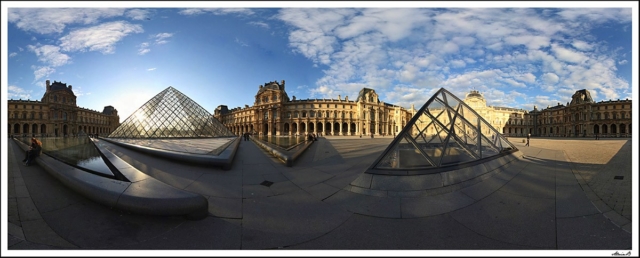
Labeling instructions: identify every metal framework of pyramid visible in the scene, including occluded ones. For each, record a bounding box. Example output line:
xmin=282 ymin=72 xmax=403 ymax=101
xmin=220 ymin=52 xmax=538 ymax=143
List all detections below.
xmin=108 ymin=86 xmax=234 ymax=138
xmin=371 ymin=88 xmax=517 ymax=171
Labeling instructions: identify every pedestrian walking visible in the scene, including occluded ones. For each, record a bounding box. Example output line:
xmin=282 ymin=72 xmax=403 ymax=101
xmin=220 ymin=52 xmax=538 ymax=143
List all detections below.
xmin=525 ymin=133 xmax=530 ymax=146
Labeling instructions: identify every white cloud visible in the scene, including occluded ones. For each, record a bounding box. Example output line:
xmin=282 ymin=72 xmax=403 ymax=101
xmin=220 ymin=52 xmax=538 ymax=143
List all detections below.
xmin=449 ymin=59 xmax=466 ymax=68
xmin=125 ymin=9 xmax=150 ymax=20
xmin=153 ymin=33 xmax=173 ymax=45
xmin=558 ymin=8 xmax=632 ymax=24
xmin=27 ymin=45 xmax=71 ymax=66
xmin=551 ymin=44 xmax=588 ymax=64
xmin=249 ymin=21 xmax=269 ymax=29
xmin=618 ymin=60 xmax=628 ymax=65
xmin=178 ymin=8 xmax=254 ymax=16
xmin=541 ymin=73 xmax=559 ymax=85
xmin=235 ymin=38 xmax=248 ymax=47
xmin=138 ymin=42 xmax=150 ymax=55
xmin=32 ymin=66 xmax=55 ymax=82
xmin=147 ymin=68 xmax=156 ymax=71
xmin=8 ymin=8 xmax=125 ymax=34
xmin=59 ymin=21 xmax=143 ymax=54
xmin=571 ymin=40 xmax=593 ymax=51
xmin=504 ymin=35 xmax=550 ymax=49
xmin=8 ymin=85 xmax=32 ymax=100
xmin=9 ymin=52 xmax=18 ymax=58
xmin=515 ymin=73 xmax=536 ymax=83
xmin=138 ymin=48 xmax=150 ymax=55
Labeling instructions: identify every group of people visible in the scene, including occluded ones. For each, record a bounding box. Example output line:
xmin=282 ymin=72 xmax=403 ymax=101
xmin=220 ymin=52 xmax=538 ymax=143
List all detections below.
xmin=22 ymin=137 xmax=42 ymax=166
xmin=307 ymin=133 xmax=318 ymax=141
xmin=242 ymin=132 xmax=251 ymax=141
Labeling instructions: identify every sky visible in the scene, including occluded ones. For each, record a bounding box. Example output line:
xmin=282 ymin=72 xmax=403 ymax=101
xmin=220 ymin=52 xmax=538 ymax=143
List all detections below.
xmin=2 ymin=2 xmax=637 ymax=124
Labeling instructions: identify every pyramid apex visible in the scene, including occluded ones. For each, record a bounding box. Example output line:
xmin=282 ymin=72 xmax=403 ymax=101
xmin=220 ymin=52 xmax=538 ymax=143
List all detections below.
xmin=107 ymin=86 xmax=234 ymax=138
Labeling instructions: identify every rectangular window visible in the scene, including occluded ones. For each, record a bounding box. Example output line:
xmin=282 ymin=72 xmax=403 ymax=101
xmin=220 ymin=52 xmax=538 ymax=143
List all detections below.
xmin=335 ymin=104 xmax=337 ymax=108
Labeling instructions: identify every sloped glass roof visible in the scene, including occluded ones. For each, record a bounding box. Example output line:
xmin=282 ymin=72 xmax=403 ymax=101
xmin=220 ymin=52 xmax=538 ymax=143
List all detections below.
xmin=108 ymin=86 xmax=234 ymax=138
xmin=372 ymin=88 xmax=517 ymax=171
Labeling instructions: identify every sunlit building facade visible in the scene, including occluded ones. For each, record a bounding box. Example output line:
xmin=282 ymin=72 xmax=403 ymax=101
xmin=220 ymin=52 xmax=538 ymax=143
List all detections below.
xmin=504 ymin=89 xmax=632 ymax=138
xmin=8 ymin=80 xmax=120 ymax=137
xmin=214 ymin=80 xmax=416 ymax=136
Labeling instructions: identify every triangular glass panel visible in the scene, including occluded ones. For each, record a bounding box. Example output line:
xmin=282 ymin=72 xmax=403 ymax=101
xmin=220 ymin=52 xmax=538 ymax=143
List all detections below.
xmin=371 ymin=88 xmax=518 ymax=172
xmin=108 ymin=86 xmax=235 ymax=138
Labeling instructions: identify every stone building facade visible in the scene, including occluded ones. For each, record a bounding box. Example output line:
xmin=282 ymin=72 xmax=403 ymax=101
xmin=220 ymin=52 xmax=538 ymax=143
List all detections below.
xmin=502 ymin=89 xmax=632 ymax=138
xmin=213 ymin=82 xmax=632 ymax=139
xmin=214 ymin=80 xmax=416 ymax=136
xmin=8 ymin=80 xmax=120 ymax=137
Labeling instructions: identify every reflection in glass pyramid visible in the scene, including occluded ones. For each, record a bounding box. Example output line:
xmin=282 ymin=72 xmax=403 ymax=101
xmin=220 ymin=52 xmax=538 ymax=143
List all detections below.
xmin=372 ymin=88 xmax=517 ymax=170
xmin=108 ymin=86 xmax=235 ymax=138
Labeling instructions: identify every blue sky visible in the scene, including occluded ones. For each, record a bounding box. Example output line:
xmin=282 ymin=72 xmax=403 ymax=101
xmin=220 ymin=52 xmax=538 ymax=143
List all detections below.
xmin=3 ymin=2 xmax=637 ymax=123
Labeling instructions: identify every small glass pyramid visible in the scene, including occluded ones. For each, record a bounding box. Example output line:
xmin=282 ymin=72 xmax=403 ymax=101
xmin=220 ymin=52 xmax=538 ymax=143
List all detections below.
xmin=373 ymin=88 xmax=516 ymax=170
xmin=108 ymin=86 xmax=235 ymax=138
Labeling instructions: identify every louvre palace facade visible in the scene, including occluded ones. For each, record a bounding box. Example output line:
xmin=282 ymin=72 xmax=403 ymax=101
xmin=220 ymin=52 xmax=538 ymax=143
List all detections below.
xmin=214 ymin=80 xmax=416 ymax=137
xmin=502 ymin=89 xmax=632 ymax=138
xmin=213 ymin=80 xmax=524 ymax=137
xmin=214 ymin=80 xmax=632 ymax=139
xmin=8 ymin=80 xmax=120 ymax=137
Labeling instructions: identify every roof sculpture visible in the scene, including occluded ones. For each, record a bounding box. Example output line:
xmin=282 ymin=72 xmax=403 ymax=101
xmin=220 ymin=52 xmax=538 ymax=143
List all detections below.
xmin=108 ymin=86 xmax=234 ymax=138
xmin=371 ymin=88 xmax=517 ymax=172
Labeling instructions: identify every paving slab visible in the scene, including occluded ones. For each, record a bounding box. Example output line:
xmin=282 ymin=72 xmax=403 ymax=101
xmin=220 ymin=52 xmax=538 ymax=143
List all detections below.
xmin=450 ymin=190 xmax=556 ymax=248
xmin=401 ymin=191 xmax=476 ymax=218
xmin=184 ymin=173 xmax=243 ymax=198
xmin=287 ymin=213 xmax=532 ymax=249
xmin=556 ymin=184 xmax=600 ymax=218
xmin=556 ymin=213 xmax=632 ymax=249
xmin=241 ymin=189 xmax=352 ymax=249
xmin=207 ymin=196 xmax=242 ymax=219
xmin=323 ymin=190 xmax=402 ymax=218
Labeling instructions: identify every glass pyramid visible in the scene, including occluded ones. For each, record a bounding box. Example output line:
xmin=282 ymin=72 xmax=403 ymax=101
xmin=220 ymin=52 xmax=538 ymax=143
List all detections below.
xmin=108 ymin=86 xmax=235 ymax=138
xmin=373 ymin=88 xmax=517 ymax=170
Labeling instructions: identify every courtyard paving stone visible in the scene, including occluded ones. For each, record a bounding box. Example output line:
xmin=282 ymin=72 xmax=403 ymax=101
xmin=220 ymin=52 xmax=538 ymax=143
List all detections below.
xmin=4 ymin=136 xmax=633 ymax=254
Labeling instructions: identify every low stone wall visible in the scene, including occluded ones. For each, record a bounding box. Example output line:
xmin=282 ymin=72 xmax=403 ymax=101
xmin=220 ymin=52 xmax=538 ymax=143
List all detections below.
xmin=250 ymin=137 xmax=314 ymax=167
xmin=13 ymin=138 xmax=208 ymax=219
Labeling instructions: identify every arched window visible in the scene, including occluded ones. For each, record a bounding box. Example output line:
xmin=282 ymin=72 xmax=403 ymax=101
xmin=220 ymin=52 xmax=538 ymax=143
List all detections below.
xmin=54 ymin=95 xmax=58 ymax=102
xmin=264 ymin=111 xmax=269 ymax=119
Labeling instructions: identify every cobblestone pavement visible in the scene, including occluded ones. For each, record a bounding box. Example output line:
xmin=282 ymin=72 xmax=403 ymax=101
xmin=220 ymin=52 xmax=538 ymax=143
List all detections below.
xmin=508 ymin=137 xmax=632 ymax=221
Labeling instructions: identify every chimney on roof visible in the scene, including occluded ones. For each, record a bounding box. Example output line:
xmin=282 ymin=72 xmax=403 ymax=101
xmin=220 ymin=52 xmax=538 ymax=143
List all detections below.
xmin=69 ymin=85 xmax=72 ymax=90
xmin=338 ymin=94 xmax=341 ymax=100
xmin=46 ymin=80 xmax=51 ymax=91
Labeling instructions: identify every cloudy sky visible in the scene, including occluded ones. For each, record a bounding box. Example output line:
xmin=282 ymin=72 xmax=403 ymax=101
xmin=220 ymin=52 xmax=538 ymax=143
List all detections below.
xmin=3 ymin=2 xmax=636 ymax=123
